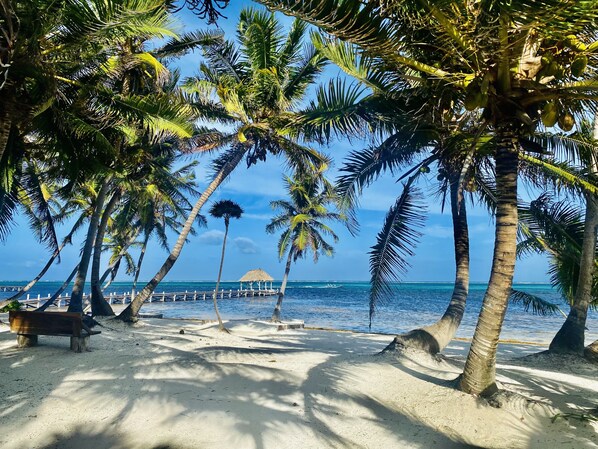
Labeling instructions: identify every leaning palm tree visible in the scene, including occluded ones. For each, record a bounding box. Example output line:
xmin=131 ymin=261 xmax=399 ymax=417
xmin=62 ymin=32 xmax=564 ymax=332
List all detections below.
xmin=209 ymin=199 xmax=243 ymax=331
xmin=259 ymin=0 xmax=598 ymax=396
xmin=518 ymin=193 xmax=597 ymax=337
xmin=296 ymin=46 xmax=476 ymax=354
xmin=125 ymin=156 xmax=206 ymax=300
xmin=117 ymin=7 xmax=329 ymax=322
xmin=63 ymin=1 xmax=199 ymax=315
xmin=549 ymin=117 xmax=598 ymax=354
xmin=267 ymin=172 xmax=346 ymax=322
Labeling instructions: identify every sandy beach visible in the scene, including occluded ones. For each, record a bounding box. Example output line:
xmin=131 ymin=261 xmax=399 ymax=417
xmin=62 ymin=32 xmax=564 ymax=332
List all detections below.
xmin=0 ymin=316 xmax=596 ymax=449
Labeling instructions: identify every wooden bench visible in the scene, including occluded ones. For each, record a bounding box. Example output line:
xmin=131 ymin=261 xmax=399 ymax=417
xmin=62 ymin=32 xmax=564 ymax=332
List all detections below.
xmin=9 ymin=311 xmax=100 ymax=352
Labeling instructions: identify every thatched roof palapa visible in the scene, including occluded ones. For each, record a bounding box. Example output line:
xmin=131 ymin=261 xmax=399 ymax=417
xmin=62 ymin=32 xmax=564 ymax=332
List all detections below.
xmin=239 ymin=269 xmax=274 ymax=282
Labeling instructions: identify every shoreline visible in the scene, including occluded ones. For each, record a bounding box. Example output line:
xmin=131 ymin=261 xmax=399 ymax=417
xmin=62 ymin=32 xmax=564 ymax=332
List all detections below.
xmin=0 ymin=311 xmax=566 ymax=347
xmin=1 ymin=317 xmax=597 ymax=448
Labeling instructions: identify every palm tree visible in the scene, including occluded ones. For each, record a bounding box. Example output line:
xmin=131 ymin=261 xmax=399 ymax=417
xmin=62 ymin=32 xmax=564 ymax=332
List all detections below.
xmin=297 ymin=47 xmax=475 ymax=354
xmin=549 ymin=117 xmax=598 ymax=354
xmin=117 ymin=7 xmax=329 ymax=322
xmin=126 ymin=156 xmax=206 ymax=300
xmin=63 ymin=1 xmax=199 ymax=315
xmin=208 ymin=200 xmax=243 ymax=331
xmin=267 ymin=172 xmax=345 ymax=321
xmin=518 ymin=193 xmax=597 ymax=339
xmin=258 ymin=0 xmax=598 ymax=396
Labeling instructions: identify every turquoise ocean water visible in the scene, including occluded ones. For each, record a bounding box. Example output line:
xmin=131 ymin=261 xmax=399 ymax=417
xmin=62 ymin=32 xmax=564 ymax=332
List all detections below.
xmin=2 ymin=281 xmax=597 ymax=344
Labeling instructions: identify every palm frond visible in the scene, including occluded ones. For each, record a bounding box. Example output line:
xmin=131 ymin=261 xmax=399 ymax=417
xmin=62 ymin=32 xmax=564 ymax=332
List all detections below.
xmin=509 ymin=289 xmax=563 ymax=316
xmin=368 ymin=175 xmax=426 ymax=327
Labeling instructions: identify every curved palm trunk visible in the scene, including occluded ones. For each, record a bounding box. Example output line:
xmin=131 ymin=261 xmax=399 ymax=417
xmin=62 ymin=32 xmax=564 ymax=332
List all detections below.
xmin=131 ymin=234 xmax=150 ymax=299
xmin=4 ymin=241 xmax=68 ymax=303
xmin=385 ymin=173 xmax=469 ymax=354
xmin=4 ymin=220 xmax=79 ymax=303
xmin=90 ymin=191 xmax=121 ymax=316
xmin=36 ymin=264 xmax=79 ymax=312
xmin=117 ymin=147 xmax=246 ymax=322
xmin=68 ymin=180 xmax=110 ymax=313
xmin=585 ymin=339 xmax=598 ymax=362
xmin=213 ymin=222 xmax=229 ymax=331
xmin=549 ymin=162 xmax=598 ymax=353
xmin=459 ymin=134 xmax=519 ymax=396
xmin=549 ymin=117 xmax=598 ymax=354
xmin=271 ymin=250 xmax=294 ymax=322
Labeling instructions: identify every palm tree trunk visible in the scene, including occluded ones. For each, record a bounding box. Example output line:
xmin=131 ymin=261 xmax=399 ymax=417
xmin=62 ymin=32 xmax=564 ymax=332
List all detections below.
xmin=4 ymin=220 xmax=80 ymax=303
xmin=36 ymin=264 xmax=79 ymax=311
xmin=213 ymin=223 xmax=229 ymax=331
xmin=117 ymin=147 xmax=246 ymax=322
xmin=0 ymin=112 xmax=11 ymax=163
xmin=459 ymin=132 xmax=519 ymax=396
xmin=90 ymin=190 xmax=121 ymax=316
xmin=271 ymin=250 xmax=293 ymax=322
xmin=131 ymin=234 xmax=150 ymax=299
xmin=385 ymin=172 xmax=470 ymax=354
xmin=68 ymin=179 xmax=111 ymax=313
xmin=6 ymin=241 xmax=69 ymax=303
xmin=102 ymin=260 xmax=121 ymax=292
xmin=549 ymin=121 xmax=598 ymax=353
xmin=584 ymin=339 xmax=598 ymax=363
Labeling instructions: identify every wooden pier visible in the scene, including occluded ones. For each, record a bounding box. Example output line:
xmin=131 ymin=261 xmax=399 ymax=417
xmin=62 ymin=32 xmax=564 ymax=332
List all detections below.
xmin=0 ymin=285 xmax=23 ymax=292
xmin=16 ymin=288 xmax=279 ymax=310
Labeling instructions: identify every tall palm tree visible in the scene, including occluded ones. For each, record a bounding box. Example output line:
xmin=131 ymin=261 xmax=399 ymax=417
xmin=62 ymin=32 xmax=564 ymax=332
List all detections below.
xmin=64 ymin=0 xmax=198 ymax=315
xmin=126 ymin=156 xmax=206 ymax=300
xmin=267 ymin=171 xmax=346 ymax=322
xmin=258 ymin=0 xmax=598 ymax=396
xmin=117 ymin=7 xmax=329 ymax=322
xmin=549 ymin=117 xmax=598 ymax=354
xmin=297 ymin=46 xmax=475 ymax=354
xmin=518 ymin=193 xmax=597 ymax=336
xmin=209 ymin=199 xmax=243 ymax=331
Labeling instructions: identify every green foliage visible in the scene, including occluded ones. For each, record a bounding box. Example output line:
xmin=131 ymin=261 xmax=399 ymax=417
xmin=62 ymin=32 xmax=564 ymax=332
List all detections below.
xmin=368 ymin=175 xmax=426 ymax=326
xmin=0 ymin=300 xmax=22 ymax=312
xmin=183 ymin=7 xmax=329 ymax=175
xmin=209 ymin=199 xmax=244 ymax=226
xmin=518 ymin=194 xmax=597 ymax=307
xmin=509 ymin=289 xmax=562 ymax=316
xmin=552 ymin=407 xmax=598 ymax=424
xmin=266 ymin=170 xmax=346 ymax=263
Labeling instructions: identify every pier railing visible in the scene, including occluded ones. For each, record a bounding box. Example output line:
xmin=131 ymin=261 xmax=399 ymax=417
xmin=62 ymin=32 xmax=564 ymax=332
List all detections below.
xmin=0 ymin=285 xmax=23 ymax=292
xmin=16 ymin=288 xmax=279 ymax=310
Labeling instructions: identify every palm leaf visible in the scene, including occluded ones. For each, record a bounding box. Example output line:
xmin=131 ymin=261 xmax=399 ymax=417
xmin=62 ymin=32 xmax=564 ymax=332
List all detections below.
xmin=368 ymin=175 xmax=426 ymax=327
xmin=509 ymin=289 xmax=563 ymax=316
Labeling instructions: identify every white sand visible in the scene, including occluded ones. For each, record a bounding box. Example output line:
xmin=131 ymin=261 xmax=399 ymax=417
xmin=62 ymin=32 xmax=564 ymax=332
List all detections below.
xmin=0 ymin=317 xmax=596 ymax=449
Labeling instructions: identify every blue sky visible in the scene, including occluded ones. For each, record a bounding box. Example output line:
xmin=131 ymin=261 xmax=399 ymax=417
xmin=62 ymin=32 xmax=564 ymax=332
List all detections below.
xmin=0 ymin=2 xmax=551 ymax=283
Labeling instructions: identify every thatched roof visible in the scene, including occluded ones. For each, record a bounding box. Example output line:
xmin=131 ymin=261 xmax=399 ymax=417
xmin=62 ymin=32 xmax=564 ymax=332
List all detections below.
xmin=239 ymin=269 xmax=274 ymax=282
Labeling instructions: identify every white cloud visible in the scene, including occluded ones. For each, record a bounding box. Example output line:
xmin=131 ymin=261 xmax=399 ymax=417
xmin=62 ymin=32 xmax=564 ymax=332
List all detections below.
xmin=234 ymin=237 xmax=259 ymax=254
xmin=243 ymin=213 xmax=273 ymax=221
xmin=423 ymin=225 xmax=453 ymax=239
xmin=197 ymin=230 xmax=225 ymax=246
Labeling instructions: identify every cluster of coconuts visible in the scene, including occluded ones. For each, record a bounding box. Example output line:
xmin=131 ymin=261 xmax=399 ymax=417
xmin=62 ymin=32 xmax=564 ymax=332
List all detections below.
xmin=541 ymin=101 xmax=575 ymax=131
xmin=537 ymin=35 xmax=591 ymax=82
xmin=538 ymin=35 xmax=597 ymax=131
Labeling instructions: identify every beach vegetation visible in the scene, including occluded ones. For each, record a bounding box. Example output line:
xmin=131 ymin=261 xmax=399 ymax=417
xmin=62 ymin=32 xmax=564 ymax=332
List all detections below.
xmin=117 ymin=7 xmax=330 ymax=321
xmin=296 ymin=42 xmax=476 ymax=354
xmin=209 ymin=199 xmax=243 ymax=332
xmin=266 ymin=169 xmax=346 ymax=322
xmin=0 ymin=299 xmax=21 ymax=312
xmin=257 ymin=0 xmax=598 ymax=396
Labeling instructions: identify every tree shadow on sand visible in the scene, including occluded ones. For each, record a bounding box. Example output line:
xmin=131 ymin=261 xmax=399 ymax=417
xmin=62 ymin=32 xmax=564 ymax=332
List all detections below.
xmin=17 ymin=426 xmax=177 ymax=449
